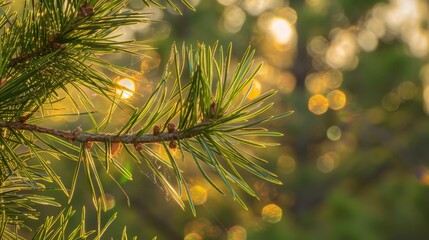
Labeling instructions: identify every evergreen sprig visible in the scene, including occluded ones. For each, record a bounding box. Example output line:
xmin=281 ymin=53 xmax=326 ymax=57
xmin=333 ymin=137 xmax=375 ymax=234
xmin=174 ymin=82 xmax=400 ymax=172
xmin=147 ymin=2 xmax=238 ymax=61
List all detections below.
xmin=0 ymin=0 xmax=290 ymax=238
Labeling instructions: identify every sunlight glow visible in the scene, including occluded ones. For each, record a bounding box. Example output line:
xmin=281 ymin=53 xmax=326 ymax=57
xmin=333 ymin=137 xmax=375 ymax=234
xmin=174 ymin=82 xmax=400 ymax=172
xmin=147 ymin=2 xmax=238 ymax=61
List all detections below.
xmin=246 ymin=80 xmax=262 ymax=100
xmin=269 ymin=17 xmax=293 ymax=44
xmin=325 ymin=30 xmax=358 ymax=70
xmin=262 ymin=204 xmax=283 ymax=224
xmin=116 ymin=78 xmax=135 ymax=99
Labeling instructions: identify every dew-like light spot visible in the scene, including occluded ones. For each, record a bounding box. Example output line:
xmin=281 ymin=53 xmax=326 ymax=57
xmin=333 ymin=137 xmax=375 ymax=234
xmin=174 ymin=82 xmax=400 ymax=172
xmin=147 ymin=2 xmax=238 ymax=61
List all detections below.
xmin=327 ymin=125 xmax=342 ymax=141
xmin=327 ymin=90 xmax=347 ymax=110
xmin=227 ymin=225 xmax=247 ymax=240
xmin=261 ymin=203 xmax=283 ymax=224
xmin=308 ymin=94 xmax=329 ymax=115
xmin=116 ymin=78 xmax=135 ymax=99
xmin=190 ymin=185 xmax=208 ymax=206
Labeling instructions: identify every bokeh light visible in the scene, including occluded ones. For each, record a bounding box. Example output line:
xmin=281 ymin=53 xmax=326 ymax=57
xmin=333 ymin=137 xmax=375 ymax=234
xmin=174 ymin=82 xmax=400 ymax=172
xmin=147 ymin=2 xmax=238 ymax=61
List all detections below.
xmin=317 ymin=152 xmax=339 ymax=173
xmin=269 ymin=17 xmax=293 ymax=44
xmin=381 ymin=92 xmax=401 ymax=112
xmin=116 ymin=78 xmax=135 ymax=99
xmin=190 ymin=185 xmax=208 ymax=206
xmin=246 ymin=80 xmax=262 ymax=100
xmin=418 ymin=167 xmax=429 ymax=185
xmin=184 ymin=232 xmax=203 ymax=240
xmin=227 ymin=225 xmax=247 ymax=240
xmin=261 ymin=203 xmax=283 ymax=224
xmin=140 ymin=50 xmax=161 ymax=73
xmin=308 ymin=94 xmax=329 ymax=115
xmin=397 ymin=81 xmax=417 ymax=100
xmin=276 ymin=71 xmax=296 ymax=94
xmin=327 ymin=89 xmax=347 ymax=110
xmin=222 ymin=5 xmax=246 ymax=33
xmin=217 ymin=0 xmax=237 ymax=6
xmin=325 ymin=30 xmax=359 ymax=70
xmin=277 ymin=155 xmax=296 ymax=175
xmin=327 ymin=126 xmax=342 ymax=141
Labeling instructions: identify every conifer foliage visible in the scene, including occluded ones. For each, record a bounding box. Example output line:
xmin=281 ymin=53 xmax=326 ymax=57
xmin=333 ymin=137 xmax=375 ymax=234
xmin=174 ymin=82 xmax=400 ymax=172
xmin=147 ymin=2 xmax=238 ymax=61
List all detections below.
xmin=0 ymin=0 xmax=289 ymax=238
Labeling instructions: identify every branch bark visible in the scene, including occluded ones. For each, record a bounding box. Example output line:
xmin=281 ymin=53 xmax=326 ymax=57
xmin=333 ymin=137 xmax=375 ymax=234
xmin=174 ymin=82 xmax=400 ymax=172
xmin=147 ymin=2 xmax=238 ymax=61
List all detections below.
xmin=0 ymin=121 xmax=210 ymax=144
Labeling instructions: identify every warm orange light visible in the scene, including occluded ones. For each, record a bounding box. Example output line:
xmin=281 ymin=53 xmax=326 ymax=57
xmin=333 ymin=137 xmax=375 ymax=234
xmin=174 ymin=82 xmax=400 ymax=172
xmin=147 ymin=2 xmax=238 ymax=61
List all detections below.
xmin=327 ymin=90 xmax=347 ymax=110
xmin=227 ymin=225 xmax=247 ymax=240
xmin=308 ymin=94 xmax=329 ymax=115
xmin=246 ymin=80 xmax=262 ymax=100
xmin=262 ymin=204 xmax=283 ymax=224
xmin=116 ymin=78 xmax=135 ymax=99
xmin=190 ymin=185 xmax=208 ymax=206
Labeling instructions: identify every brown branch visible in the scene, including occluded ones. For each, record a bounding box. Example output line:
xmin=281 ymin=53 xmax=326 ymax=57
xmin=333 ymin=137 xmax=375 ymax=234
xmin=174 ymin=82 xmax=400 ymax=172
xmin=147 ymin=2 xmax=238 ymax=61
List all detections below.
xmin=0 ymin=121 xmax=209 ymax=144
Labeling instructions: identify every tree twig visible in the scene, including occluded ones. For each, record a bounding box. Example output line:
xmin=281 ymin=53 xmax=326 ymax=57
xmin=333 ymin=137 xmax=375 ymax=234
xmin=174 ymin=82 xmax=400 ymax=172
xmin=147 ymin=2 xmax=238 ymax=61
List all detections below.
xmin=0 ymin=121 xmax=210 ymax=144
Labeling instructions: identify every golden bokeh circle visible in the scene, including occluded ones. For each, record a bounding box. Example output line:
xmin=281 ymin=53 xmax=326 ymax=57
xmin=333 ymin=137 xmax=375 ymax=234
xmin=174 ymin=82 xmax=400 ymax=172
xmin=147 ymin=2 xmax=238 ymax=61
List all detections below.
xmin=327 ymin=90 xmax=347 ymax=110
xmin=261 ymin=203 xmax=283 ymax=224
xmin=190 ymin=185 xmax=208 ymax=206
xmin=308 ymin=94 xmax=329 ymax=115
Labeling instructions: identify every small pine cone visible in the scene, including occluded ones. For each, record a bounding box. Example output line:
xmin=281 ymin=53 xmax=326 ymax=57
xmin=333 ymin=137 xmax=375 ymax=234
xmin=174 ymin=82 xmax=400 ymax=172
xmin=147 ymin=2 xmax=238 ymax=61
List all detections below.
xmin=167 ymin=123 xmax=176 ymax=133
xmin=134 ymin=142 xmax=143 ymax=151
xmin=169 ymin=140 xmax=177 ymax=149
xmin=84 ymin=141 xmax=93 ymax=149
xmin=153 ymin=125 xmax=161 ymax=135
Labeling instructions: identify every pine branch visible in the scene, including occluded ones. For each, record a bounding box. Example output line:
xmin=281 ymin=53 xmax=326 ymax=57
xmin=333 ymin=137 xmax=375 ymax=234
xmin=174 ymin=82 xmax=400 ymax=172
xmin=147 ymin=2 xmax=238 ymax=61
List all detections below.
xmin=0 ymin=120 xmax=211 ymax=145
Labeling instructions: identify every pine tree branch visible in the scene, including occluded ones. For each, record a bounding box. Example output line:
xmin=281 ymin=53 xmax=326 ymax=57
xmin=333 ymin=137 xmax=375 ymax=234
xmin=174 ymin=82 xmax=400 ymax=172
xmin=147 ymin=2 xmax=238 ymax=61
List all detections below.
xmin=0 ymin=120 xmax=211 ymax=145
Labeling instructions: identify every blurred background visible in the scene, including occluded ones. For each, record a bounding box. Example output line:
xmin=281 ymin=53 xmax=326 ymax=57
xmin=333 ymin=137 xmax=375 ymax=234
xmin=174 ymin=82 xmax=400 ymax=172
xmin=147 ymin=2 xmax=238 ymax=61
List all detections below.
xmin=24 ymin=0 xmax=429 ymax=239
